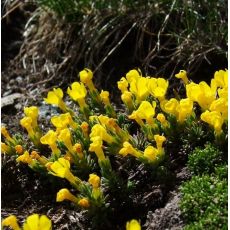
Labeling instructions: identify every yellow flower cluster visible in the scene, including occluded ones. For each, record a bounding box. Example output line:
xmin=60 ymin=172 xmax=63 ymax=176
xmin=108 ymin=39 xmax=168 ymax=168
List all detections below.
xmin=2 ymin=214 xmax=52 ymax=230
xmin=1 ymin=67 xmax=227 ymax=223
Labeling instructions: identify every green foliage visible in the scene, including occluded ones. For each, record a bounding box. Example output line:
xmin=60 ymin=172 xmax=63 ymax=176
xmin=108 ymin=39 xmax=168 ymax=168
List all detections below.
xmin=180 ymin=174 xmax=227 ymax=230
xmin=187 ymin=143 xmax=224 ymax=175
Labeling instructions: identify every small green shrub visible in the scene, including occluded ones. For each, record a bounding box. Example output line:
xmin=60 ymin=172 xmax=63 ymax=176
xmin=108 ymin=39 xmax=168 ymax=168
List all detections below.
xmin=180 ymin=174 xmax=227 ymax=229
xmin=187 ymin=143 xmax=224 ymax=175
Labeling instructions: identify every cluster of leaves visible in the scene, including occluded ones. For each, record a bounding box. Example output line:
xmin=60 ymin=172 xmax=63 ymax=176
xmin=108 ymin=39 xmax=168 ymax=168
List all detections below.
xmin=180 ymin=144 xmax=227 ymax=229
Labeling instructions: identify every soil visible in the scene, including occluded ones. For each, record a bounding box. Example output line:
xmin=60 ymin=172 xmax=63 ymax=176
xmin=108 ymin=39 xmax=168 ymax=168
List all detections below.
xmin=1 ymin=2 xmax=227 ymax=230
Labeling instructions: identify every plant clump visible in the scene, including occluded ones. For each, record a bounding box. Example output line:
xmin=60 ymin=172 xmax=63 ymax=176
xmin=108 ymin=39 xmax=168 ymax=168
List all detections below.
xmin=1 ymin=68 xmax=228 ymax=229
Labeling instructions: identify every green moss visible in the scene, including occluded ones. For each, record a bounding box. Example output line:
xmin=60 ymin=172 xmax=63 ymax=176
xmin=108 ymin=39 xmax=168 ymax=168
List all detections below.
xmin=180 ymin=174 xmax=227 ymax=229
xmin=187 ymin=143 xmax=224 ymax=175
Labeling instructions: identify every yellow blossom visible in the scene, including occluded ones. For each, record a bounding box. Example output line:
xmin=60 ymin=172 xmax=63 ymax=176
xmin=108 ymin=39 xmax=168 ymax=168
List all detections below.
xmin=175 ymin=70 xmax=189 ymax=84
xmin=78 ymin=198 xmax=90 ymax=208
xmin=67 ymin=82 xmax=87 ymax=109
xmin=117 ymin=77 xmax=129 ymax=93
xmin=160 ymin=98 xmax=179 ymax=117
xmin=56 ymin=188 xmax=78 ymax=204
xmin=147 ymin=78 xmax=169 ymax=101
xmin=135 ymin=101 xmax=156 ymax=125
xmin=1 ymin=142 xmax=10 ymax=154
xmin=16 ymin=151 xmax=33 ymax=164
xmin=121 ymin=91 xmax=134 ymax=111
xmin=130 ymin=77 xmax=149 ymax=102
xmin=209 ymin=98 xmax=228 ymax=120
xmin=24 ymin=106 xmax=39 ymax=128
xmin=88 ymin=173 xmax=100 ymax=188
xmin=218 ymin=87 xmax=228 ymax=99
xmin=79 ymin=68 xmax=93 ymax=84
xmin=40 ymin=130 xmax=60 ymax=156
xmin=126 ymin=69 xmax=141 ymax=83
xmin=90 ymin=124 xmax=114 ymax=144
xmin=154 ymin=135 xmax=166 ymax=149
xmin=2 ymin=215 xmax=21 ymax=230
xmin=100 ymin=90 xmax=110 ymax=105
xmin=201 ymin=111 xmax=224 ymax=135
xmin=44 ymin=88 xmax=68 ymax=112
xmin=58 ymin=128 xmax=74 ymax=153
xmin=213 ymin=69 xmax=228 ymax=88
xmin=15 ymin=145 xmax=23 ymax=154
xmin=23 ymin=214 xmax=52 ymax=230
xmin=20 ymin=117 xmax=35 ymax=137
xmin=89 ymin=136 xmax=106 ymax=161
xmin=30 ymin=151 xmax=48 ymax=165
xmin=156 ymin=113 xmax=169 ymax=127
xmin=79 ymin=68 xmax=96 ymax=92
xmin=81 ymin=122 xmax=89 ymax=137
xmin=143 ymin=146 xmax=158 ymax=162
xmin=177 ymin=98 xmax=193 ymax=122
xmin=1 ymin=126 xmax=14 ymax=142
xmin=186 ymin=82 xmax=215 ymax=110
xmin=128 ymin=111 xmax=145 ymax=127
xmin=119 ymin=142 xmax=142 ymax=158
xmin=48 ymin=157 xmax=81 ymax=185
xmin=126 ymin=219 xmax=141 ymax=230
xmin=51 ymin=113 xmax=77 ymax=130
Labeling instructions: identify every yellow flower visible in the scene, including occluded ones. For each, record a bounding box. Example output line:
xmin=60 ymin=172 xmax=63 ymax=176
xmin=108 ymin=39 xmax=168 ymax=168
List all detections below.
xmin=100 ymin=90 xmax=110 ymax=106
xmin=186 ymin=82 xmax=215 ymax=110
xmin=1 ymin=126 xmax=14 ymax=142
xmin=90 ymin=124 xmax=114 ymax=144
xmin=126 ymin=69 xmax=141 ymax=83
xmin=88 ymin=173 xmax=100 ymax=188
xmin=119 ymin=142 xmax=142 ymax=158
xmin=58 ymin=128 xmax=73 ymax=153
xmin=79 ymin=68 xmax=96 ymax=92
xmin=89 ymin=136 xmax=106 ymax=161
xmin=56 ymin=188 xmax=78 ymax=204
xmin=40 ymin=130 xmax=60 ymax=156
xmin=117 ymin=77 xmax=129 ymax=93
xmin=209 ymin=98 xmax=228 ymax=120
xmin=48 ymin=157 xmax=81 ymax=185
xmin=213 ymin=69 xmax=228 ymax=88
xmin=147 ymin=78 xmax=169 ymax=101
xmin=128 ymin=111 xmax=145 ymax=127
xmin=23 ymin=214 xmax=52 ymax=230
xmin=160 ymin=98 xmax=179 ymax=117
xmin=177 ymin=98 xmax=193 ymax=122
xmin=78 ymin=198 xmax=90 ymax=208
xmin=154 ymin=135 xmax=166 ymax=149
xmin=130 ymin=77 xmax=149 ymax=102
xmin=1 ymin=142 xmax=10 ymax=154
xmin=15 ymin=145 xmax=23 ymax=154
xmin=44 ymin=88 xmax=67 ymax=112
xmin=81 ymin=122 xmax=89 ymax=137
xmin=135 ymin=101 xmax=156 ymax=125
xmin=121 ymin=91 xmax=134 ymax=111
xmin=201 ymin=110 xmax=224 ymax=135
xmin=79 ymin=68 xmax=93 ymax=84
xmin=24 ymin=106 xmax=39 ymax=128
xmin=218 ymin=87 xmax=228 ymax=99
xmin=2 ymin=215 xmax=21 ymax=230
xmin=30 ymin=151 xmax=48 ymax=165
xmin=16 ymin=151 xmax=33 ymax=164
xmin=126 ymin=219 xmax=141 ymax=230
xmin=156 ymin=113 xmax=169 ymax=127
xmin=175 ymin=70 xmax=189 ymax=84
xmin=51 ymin=113 xmax=78 ymax=130
xmin=143 ymin=146 xmax=158 ymax=161
xmin=20 ymin=117 xmax=35 ymax=137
